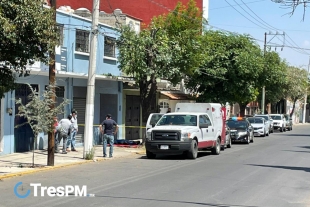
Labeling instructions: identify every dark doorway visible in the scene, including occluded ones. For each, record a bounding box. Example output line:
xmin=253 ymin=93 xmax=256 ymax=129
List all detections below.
xmin=14 ymin=84 xmax=38 ymax=152
xmin=125 ymin=95 xmax=140 ymax=140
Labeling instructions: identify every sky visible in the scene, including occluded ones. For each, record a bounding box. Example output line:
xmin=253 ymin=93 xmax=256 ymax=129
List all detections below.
xmin=208 ymin=0 xmax=310 ymax=70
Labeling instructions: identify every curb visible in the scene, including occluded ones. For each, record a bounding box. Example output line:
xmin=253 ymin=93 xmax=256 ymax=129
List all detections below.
xmin=0 ymin=152 xmax=145 ymax=180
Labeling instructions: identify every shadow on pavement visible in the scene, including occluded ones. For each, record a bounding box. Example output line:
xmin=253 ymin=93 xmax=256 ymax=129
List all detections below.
xmin=282 ymin=150 xmax=310 ymax=153
xmin=90 ymin=195 xmax=258 ymax=207
xmin=285 ymin=134 xmax=310 ymax=137
xmin=138 ymin=151 xmax=212 ymax=160
xmin=247 ymin=164 xmax=310 ymax=173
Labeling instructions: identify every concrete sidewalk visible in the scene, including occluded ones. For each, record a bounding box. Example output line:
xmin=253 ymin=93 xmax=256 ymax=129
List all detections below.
xmin=0 ymin=145 xmax=145 ymax=180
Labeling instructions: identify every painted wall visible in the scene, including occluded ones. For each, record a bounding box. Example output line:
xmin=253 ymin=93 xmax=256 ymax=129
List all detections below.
xmin=56 ymin=0 xmax=205 ymax=26
xmin=56 ymin=10 xmax=120 ymax=76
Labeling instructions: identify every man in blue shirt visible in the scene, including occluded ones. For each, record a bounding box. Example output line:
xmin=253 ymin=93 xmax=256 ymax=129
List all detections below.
xmin=99 ymin=114 xmax=119 ymax=158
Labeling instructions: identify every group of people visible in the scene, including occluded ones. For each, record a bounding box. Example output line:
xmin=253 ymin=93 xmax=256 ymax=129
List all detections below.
xmin=54 ymin=110 xmax=78 ymax=154
xmin=54 ymin=111 xmax=119 ymax=158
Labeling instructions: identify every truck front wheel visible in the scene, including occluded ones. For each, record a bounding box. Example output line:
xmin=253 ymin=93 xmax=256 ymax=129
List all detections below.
xmin=187 ymin=139 xmax=198 ymax=159
xmin=211 ymin=138 xmax=220 ymax=155
xmin=146 ymin=150 xmax=156 ymax=159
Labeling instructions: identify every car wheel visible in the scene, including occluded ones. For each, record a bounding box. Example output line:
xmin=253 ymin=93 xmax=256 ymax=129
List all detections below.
xmin=266 ymin=131 xmax=269 ymax=136
xmin=211 ymin=138 xmax=220 ymax=155
xmin=280 ymin=127 xmax=283 ymax=132
xmin=262 ymin=130 xmax=266 ymax=137
xmin=146 ymin=150 xmax=156 ymax=159
xmin=187 ymin=139 xmax=198 ymax=159
xmin=247 ymin=136 xmax=250 ymax=144
xmin=251 ymin=136 xmax=254 ymax=143
xmin=227 ymin=137 xmax=232 ymax=148
xmin=287 ymin=126 xmax=291 ymax=131
xmin=290 ymin=126 xmax=293 ymax=131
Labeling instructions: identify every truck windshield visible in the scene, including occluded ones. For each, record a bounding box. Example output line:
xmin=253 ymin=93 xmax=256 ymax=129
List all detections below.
xmin=157 ymin=115 xmax=197 ymax=126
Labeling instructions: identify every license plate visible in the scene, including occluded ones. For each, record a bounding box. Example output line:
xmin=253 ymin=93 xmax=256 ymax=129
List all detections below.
xmin=160 ymin=145 xmax=169 ymax=150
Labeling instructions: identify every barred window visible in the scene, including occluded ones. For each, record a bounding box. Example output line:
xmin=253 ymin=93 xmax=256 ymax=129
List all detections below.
xmin=56 ymin=24 xmax=64 ymax=46
xmin=104 ymin=36 xmax=116 ymax=58
xmin=75 ymin=30 xmax=90 ymax=53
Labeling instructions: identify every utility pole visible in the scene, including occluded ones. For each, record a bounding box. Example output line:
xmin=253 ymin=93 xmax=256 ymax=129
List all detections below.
xmin=83 ymin=0 xmax=100 ymax=158
xmin=48 ymin=0 xmax=57 ymax=166
xmin=262 ymin=32 xmax=267 ymax=114
xmin=261 ymin=31 xmax=285 ymax=115
xmin=302 ymin=56 xmax=310 ymax=123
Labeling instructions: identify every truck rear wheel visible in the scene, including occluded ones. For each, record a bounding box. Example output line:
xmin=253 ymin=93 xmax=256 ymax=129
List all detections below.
xmin=211 ymin=138 xmax=220 ymax=155
xmin=146 ymin=150 xmax=156 ymax=159
xmin=187 ymin=139 xmax=198 ymax=159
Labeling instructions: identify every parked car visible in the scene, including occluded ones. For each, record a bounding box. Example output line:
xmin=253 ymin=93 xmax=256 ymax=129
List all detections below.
xmin=283 ymin=114 xmax=293 ymax=131
xmin=270 ymin=114 xmax=286 ymax=132
xmin=226 ymin=117 xmax=254 ymax=144
xmin=225 ymin=126 xmax=232 ymax=148
xmin=254 ymin=114 xmax=273 ymax=134
xmin=247 ymin=117 xmax=268 ymax=137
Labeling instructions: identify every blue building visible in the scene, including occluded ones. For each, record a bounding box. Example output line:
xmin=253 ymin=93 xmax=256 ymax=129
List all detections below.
xmin=0 ymin=7 xmax=140 ymax=155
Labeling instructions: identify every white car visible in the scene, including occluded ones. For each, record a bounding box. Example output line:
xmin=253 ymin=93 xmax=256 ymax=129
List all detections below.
xmin=247 ymin=117 xmax=269 ymax=137
xmin=270 ymin=114 xmax=286 ymax=132
xmin=254 ymin=114 xmax=273 ymax=133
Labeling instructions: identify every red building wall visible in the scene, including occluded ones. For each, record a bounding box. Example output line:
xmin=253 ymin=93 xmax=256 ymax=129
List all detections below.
xmin=57 ymin=0 xmax=203 ymax=25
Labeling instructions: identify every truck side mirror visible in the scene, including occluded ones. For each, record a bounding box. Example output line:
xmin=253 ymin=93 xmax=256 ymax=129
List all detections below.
xmin=151 ymin=123 xmax=156 ymax=128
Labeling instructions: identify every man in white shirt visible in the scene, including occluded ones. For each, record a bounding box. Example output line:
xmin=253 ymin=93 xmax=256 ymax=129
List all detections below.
xmin=67 ymin=110 xmax=78 ymax=152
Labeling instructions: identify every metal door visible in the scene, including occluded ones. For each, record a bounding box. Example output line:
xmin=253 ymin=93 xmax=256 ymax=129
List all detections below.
xmin=125 ymin=95 xmax=140 ymax=140
xmin=14 ymin=84 xmax=38 ymax=152
xmin=73 ymin=97 xmax=86 ymax=143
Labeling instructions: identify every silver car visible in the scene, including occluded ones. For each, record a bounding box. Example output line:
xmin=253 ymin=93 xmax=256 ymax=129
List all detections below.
xmin=254 ymin=114 xmax=273 ymax=134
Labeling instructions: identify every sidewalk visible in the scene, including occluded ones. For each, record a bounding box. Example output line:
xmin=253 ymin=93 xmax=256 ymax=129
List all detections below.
xmin=0 ymin=145 xmax=146 ymax=180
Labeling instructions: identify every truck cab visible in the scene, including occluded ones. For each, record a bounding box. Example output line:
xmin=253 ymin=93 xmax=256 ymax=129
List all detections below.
xmin=145 ymin=103 xmax=224 ymax=159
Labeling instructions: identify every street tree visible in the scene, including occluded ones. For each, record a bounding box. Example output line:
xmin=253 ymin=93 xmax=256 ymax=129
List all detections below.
xmin=15 ymin=83 xmax=70 ymax=167
xmin=0 ymin=0 xmax=59 ymax=97
xmin=117 ymin=0 xmax=203 ymax=122
xmin=257 ymin=51 xmax=288 ymax=112
xmin=185 ymin=30 xmax=264 ymax=116
xmin=283 ymin=66 xmax=308 ymax=117
xmin=271 ymin=0 xmax=309 ymax=20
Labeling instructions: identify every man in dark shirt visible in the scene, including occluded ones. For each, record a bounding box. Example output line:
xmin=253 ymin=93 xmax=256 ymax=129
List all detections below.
xmin=99 ymin=114 xmax=119 ymax=158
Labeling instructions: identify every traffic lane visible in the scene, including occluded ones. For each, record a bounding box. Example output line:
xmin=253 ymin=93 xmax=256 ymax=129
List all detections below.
xmin=0 ymin=125 xmax=309 ymax=207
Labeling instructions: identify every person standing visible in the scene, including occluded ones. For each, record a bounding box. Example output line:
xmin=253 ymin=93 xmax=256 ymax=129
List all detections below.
xmin=99 ymin=114 xmax=118 ymax=158
xmin=67 ymin=110 xmax=78 ymax=152
xmin=57 ymin=115 xmax=73 ymax=154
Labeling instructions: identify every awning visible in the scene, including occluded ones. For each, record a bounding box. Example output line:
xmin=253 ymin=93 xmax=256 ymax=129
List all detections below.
xmin=160 ymin=91 xmax=194 ymax=100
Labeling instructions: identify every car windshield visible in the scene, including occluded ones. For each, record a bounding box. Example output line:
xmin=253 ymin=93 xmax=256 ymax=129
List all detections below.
xmin=255 ymin=116 xmax=268 ymax=121
xmin=149 ymin=114 xmax=163 ymax=125
xmin=226 ymin=121 xmax=247 ymax=129
xmin=248 ymin=118 xmax=263 ymax=124
xmin=270 ymin=115 xmax=281 ymax=120
xmin=157 ymin=114 xmax=197 ymax=126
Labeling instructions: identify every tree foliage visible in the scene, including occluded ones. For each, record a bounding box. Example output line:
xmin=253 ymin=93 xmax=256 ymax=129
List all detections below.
xmin=15 ymin=83 xmax=70 ymax=167
xmin=117 ymin=0 xmax=203 ymax=122
xmin=0 ymin=0 xmax=59 ymax=97
xmin=186 ymin=30 xmax=264 ymax=116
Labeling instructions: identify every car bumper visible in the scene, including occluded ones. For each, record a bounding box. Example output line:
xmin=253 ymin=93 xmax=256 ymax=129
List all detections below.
xmin=254 ymin=131 xmax=265 ymax=136
xmin=231 ymin=134 xmax=249 ymax=143
xmin=145 ymin=140 xmax=192 ymax=154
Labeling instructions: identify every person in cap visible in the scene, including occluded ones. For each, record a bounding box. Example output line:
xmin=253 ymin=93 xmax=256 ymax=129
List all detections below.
xmin=99 ymin=114 xmax=118 ymax=158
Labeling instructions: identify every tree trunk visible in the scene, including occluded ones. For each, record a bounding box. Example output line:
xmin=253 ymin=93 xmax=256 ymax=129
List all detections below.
xmin=290 ymin=98 xmax=298 ymax=118
xmin=239 ymin=103 xmax=247 ymax=117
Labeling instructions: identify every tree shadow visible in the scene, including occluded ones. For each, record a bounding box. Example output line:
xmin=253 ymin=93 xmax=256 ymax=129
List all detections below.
xmin=90 ymin=194 xmax=258 ymax=207
xmin=282 ymin=150 xmax=310 ymax=153
xmin=297 ymin=146 xmax=310 ymax=149
xmin=285 ymin=134 xmax=310 ymax=137
xmin=247 ymin=164 xmax=310 ymax=173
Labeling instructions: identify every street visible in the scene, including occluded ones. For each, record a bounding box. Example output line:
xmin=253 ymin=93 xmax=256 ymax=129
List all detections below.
xmin=1 ymin=125 xmax=310 ymax=207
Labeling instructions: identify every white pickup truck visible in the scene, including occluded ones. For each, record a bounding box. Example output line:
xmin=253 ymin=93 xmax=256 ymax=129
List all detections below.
xmin=145 ymin=103 xmax=224 ymax=159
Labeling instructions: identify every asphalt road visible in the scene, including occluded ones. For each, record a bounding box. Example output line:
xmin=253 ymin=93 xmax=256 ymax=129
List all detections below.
xmin=1 ymin=124 xmax=310 ymax=207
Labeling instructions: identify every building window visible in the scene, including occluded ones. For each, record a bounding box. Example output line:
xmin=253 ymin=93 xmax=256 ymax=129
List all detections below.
xmin=75 ymin=30 xmax=90 ymax=53
xmin=104 ymin=36 xmax=116 ymax=58
xmin=56 ymin=24 xmax=64 ymax=46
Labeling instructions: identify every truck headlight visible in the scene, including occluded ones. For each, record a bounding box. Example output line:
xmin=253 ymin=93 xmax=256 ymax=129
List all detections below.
xmin=181 ymin=132 xmax=191 ymax=138
xmin=146 ymin=132 xmax=152 ymax=140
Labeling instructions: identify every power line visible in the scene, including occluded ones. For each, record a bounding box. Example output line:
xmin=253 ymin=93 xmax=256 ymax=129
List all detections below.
xmin=210 ymin=0 xmax=267 ymax=10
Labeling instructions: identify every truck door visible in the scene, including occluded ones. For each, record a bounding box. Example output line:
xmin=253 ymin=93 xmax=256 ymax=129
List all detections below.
xmin=199 ymin=115 xmax=215 ymax=143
